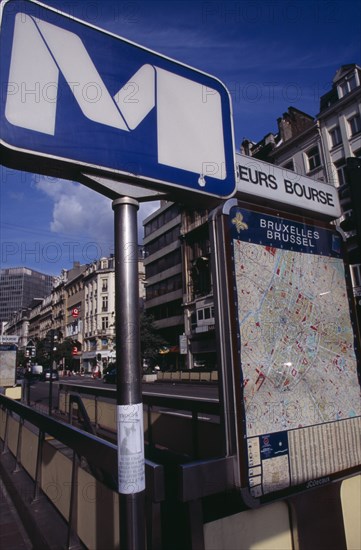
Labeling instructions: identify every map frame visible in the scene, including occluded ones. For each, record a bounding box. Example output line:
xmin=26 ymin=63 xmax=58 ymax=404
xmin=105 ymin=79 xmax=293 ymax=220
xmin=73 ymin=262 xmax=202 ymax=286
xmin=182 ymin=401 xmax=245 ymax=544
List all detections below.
xmin=210 ymin=199 xmax=361 ymax=506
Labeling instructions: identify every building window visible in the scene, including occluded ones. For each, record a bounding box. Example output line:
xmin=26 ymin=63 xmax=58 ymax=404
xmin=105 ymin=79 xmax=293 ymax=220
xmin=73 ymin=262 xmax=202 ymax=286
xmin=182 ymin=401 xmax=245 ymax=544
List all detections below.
xmin=306 ymin=147 xmax=321 ymax=171
xmin=145 ymin=226 xmax=180 ymax=256
xmin=145 ymin=274 xmax=183 ymax=300
xmin=144 ymin=204 xmax=181 ymax=237
xmin=282 ymin=160 xmax=294 ymax=171
xmin=349 ymin=114 xmax=361 ymax=136
xmin=339 ymin=74 xmax=358 ymax=97
xmin=102 ymin=295 xmax=108 ymax=312
xmin=146 ymin=249 xmax=182 ymax=278
xmin=101 ymin=278 xmax=108 ymax=292
xmin=329 ymin=126 xmax=342 ymax=147
xmin=102 ymin=317 xmax=108 ymax=330
xmin=334 ymin=159 xmax=349 ymax=186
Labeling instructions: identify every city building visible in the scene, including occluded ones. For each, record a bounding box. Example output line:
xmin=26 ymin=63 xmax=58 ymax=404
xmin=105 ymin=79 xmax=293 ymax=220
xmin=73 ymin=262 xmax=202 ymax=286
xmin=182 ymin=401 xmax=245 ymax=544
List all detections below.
xmin=51 ymin=270 xmax=67 ymax=341
xmin=83 ymin=256 xmax=116 ymax=372
xmin=143 ymin=203 xmax=217 ymax=371
xmin=0 ymin=267 xmax=54 ymax=327
xmin=1 ymin=255 xmax=146 ymax=371
xmin=1 ymin=307 xmax=30 ymax=351
xmin=318 ymin=64 xmax=361 ymax=185
xmin=241 ymin=63 xmax=361 ymax=325
xmin=181 ymin=208 xmax=216 ymax=370
xmin=241 ymin=107 xmax=326 ymax=181
xmin=318 ymin=64 xmax=361 ymax=304
xmin=82 ymin=251 xmax=145 ymax=372
xmin=143 ymin=202 xmax=184 ymax=368
xmin=27 ymin=297 xmax=50 ymax=345
xmin=63 ymin=262 xmax=87 ymax=370
xmin=241 ymin=64 xmax=361 ymax=188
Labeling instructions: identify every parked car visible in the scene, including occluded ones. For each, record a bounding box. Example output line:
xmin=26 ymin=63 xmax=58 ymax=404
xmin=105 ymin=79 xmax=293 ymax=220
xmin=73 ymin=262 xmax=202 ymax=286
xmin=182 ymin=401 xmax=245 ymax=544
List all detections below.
xmin=103 ymin=367 xmax=116 ymax=384
xmin=41 ymin=369 xmax=59 ymax=381
xmin=31 ymin=364 xmax=43 ymax=379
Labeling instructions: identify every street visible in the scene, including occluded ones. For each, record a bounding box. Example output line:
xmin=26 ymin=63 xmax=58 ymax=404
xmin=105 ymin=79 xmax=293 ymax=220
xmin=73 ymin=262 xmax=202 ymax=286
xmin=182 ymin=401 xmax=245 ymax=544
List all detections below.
xmin=25 ymin=376 xmax=219 ymax=413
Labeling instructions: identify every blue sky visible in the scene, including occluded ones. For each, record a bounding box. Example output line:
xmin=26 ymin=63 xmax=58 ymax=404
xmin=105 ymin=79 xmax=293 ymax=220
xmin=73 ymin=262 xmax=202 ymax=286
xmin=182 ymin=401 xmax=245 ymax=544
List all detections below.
xmin=1 ymin=0 xmax=360 ymax=275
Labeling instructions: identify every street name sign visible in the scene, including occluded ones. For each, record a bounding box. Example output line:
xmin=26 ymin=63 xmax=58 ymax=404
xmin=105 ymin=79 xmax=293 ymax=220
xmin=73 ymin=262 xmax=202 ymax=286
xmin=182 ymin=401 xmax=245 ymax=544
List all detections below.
xmin=0 ymin=335 xmax=19 ymax=344
xmin=236 ymin=153 xmax=341 ymax=220
xmin=0 ymin=0 xmax=236 ymax=200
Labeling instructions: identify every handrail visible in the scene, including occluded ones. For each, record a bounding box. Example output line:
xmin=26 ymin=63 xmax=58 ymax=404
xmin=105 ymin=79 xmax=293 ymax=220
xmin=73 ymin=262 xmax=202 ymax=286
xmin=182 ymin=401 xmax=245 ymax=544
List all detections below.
xmin=0 ymin=394 xmax=165 ymax=501
xmin=0 ymin=388 xmax=236 ymax=550
xmin=59 ymin=382 xmax=221 ymax=416
xmin=68 ymin=392 xmax=96 ymax=435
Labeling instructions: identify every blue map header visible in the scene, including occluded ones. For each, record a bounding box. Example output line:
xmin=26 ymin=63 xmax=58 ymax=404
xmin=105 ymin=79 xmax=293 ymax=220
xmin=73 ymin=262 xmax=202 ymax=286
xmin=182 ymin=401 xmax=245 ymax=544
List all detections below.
xmin=229 ymin=208 xmax=342 ymax=257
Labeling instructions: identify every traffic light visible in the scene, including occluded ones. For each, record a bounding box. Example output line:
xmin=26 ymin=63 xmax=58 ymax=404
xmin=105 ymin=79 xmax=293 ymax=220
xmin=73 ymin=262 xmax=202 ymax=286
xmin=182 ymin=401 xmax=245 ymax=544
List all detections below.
xmin=43 ymin=338 xmax=52 ymax=354
xmin=45 ymin=329 xmax=60 ymax=353
xmin=25 ymin=340 xmax=36 ymax=357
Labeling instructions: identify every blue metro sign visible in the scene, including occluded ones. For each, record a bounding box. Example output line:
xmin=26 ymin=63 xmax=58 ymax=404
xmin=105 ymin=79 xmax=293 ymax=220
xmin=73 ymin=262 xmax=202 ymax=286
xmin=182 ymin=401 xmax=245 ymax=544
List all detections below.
xmin=0 ymin=0 xmax=236 ymax=199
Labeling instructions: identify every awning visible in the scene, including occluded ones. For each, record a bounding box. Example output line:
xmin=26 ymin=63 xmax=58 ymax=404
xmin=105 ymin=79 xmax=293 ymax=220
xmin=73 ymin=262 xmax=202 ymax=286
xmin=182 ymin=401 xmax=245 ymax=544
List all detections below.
xmin=82 ymin=351 xmax=96 ymax=359
xmin=159 ymin=346 xmax=180 ymax=355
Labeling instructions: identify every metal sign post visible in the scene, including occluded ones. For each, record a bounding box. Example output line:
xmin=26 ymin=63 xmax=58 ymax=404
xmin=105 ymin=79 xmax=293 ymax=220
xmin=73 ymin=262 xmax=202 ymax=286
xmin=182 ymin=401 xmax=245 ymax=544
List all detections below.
xmin=112 ymin=197 xmax=145 ymax=550
xmin=48 ymin=329 xmax=54 ymax=416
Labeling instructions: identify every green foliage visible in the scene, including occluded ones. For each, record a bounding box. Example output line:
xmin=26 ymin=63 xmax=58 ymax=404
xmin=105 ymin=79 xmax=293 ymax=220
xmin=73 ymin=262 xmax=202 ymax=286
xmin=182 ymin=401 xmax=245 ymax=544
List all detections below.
xmin=32 ymin=335 xmax=77 ymax=369
xmin=33 ymin=337 xmax=50 ymax=367
xmin=54 ymin=339 xmax=74 ymax=366
xmin=140 ymin=312 xmax=167 ymax=362
xmin=17 ymin=349 xmax=26 ymax=367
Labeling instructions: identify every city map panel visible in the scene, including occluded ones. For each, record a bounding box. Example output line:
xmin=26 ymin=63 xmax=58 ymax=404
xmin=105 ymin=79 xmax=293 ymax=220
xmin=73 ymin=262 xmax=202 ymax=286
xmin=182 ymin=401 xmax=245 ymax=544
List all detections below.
xmin=229 ymin=206 xmax=361 ymax=499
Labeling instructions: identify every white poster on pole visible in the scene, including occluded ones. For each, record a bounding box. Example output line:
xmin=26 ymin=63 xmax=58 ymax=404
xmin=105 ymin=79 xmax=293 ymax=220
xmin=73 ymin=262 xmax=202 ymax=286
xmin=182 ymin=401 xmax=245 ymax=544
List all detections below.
xmin=117 ymin=403 xmax=145 ymax=494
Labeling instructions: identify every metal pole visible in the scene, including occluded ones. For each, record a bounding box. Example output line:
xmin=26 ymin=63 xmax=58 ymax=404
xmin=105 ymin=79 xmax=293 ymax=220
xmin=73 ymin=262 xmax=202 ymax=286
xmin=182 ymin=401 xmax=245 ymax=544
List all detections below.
xmin=26 ymin=370 xmax=30 ymax=406
xmin=49 ymin=329 xmax=54 ymax=416
xmin=112 ymin=197 xmax=146 ymax=550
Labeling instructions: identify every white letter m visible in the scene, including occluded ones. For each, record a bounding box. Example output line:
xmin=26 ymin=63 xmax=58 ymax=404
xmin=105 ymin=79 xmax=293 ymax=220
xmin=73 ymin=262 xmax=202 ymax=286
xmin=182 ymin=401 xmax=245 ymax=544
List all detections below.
xmin=5 ymin=13 xmax=226 ymax=179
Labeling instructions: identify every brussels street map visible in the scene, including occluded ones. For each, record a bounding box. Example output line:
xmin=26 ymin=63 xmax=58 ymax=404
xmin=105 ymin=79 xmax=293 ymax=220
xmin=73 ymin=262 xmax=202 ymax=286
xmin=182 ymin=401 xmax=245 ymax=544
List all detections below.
xmin=229 ymin=207 xmax=361 ymax=498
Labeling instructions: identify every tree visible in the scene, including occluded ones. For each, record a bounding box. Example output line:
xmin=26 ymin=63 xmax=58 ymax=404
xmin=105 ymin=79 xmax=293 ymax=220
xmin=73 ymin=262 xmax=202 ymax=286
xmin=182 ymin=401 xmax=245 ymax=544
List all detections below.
xmin=140 ymin=312 xmax=167 ymax=367
xmin=33 ymin=337 xmax=51 ymax=367
xmin=54 ymin=339 xmax=75 ymax=368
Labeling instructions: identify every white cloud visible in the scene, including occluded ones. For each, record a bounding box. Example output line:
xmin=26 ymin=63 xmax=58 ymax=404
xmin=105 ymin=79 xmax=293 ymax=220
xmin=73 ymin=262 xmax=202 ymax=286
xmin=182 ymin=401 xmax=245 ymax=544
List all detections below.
xmin=35 ymin=176 xmax=159 ymax=247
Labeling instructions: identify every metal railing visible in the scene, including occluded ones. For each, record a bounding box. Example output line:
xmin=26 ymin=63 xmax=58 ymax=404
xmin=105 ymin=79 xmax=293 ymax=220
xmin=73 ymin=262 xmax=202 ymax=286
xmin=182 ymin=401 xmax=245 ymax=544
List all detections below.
xmin=59 ymin=382 xmax=221 ymax=459
xmin=1 ymin=386 xmax=236 ymax=549
xmin=0 ymin=394 xmax=165 ymax=549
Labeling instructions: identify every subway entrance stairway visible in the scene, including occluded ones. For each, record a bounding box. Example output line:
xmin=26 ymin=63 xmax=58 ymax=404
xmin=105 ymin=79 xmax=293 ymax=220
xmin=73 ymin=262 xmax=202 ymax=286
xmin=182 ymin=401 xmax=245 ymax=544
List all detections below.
xmin=0 ymin=384 xmax=360 ymax=550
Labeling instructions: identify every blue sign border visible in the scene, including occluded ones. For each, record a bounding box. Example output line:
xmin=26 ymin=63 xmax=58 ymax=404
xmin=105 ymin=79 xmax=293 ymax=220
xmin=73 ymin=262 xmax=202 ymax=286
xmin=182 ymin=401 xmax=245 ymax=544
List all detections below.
xmin=0 ymin=0 xmax=236 ymax=199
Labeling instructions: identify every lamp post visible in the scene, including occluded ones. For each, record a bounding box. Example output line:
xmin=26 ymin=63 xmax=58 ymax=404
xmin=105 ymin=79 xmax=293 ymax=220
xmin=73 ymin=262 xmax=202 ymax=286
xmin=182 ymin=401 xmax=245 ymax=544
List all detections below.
xmin=48 ymin=328 xmax=57 ymax=416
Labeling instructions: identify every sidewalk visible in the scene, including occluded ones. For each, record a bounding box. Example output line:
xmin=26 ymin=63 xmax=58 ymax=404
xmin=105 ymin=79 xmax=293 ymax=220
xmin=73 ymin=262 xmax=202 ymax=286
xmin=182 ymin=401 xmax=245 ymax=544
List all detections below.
xmin=0 ymin=478 xmax=32 ymax=550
